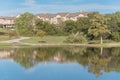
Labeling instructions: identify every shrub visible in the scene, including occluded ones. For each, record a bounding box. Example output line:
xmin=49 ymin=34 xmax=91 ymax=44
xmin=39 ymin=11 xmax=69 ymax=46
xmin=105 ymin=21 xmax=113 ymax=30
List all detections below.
xmin=8 ymin=31 xmax=18 ymax=38
xmin=36 ymin=30 xmax=46 ymax=38
xmin=0 ymin=32 xmax=6 ymax=35
xmin=111 ymin=32 xmax=120 ymax=42
xmin=65 ymin=32 xmax=87 ymax=43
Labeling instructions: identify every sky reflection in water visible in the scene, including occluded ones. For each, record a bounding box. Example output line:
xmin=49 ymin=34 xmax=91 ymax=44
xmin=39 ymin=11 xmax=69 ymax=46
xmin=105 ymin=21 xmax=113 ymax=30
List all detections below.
xmin=0 ymin=47 xmax=120 ymax=80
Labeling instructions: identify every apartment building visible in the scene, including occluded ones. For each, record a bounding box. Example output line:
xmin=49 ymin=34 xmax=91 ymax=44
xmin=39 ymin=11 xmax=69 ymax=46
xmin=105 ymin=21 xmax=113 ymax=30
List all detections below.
xmin=0 ymin=12 xmax=87 ymax=28
xmin=0 ymin=16 xmax=15 ymax=28
xmin=37 ymin=12 xmax=87 ymax=24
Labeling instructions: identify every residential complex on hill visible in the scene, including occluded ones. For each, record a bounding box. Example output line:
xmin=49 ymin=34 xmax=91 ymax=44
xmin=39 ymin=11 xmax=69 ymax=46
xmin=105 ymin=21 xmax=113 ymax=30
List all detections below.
xmin=0 ymin=16 xmax=15 ymax=28
xmin=0 ymin=12 xmax=87 ymax=28
xmin=37 ymin=12 xmax=87 ymax=24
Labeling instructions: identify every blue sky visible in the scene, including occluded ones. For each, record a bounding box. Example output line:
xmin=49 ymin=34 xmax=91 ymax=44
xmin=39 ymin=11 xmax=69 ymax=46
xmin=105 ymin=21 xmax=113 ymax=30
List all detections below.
xmin=0 ymin=0 xmax=120 ymax=16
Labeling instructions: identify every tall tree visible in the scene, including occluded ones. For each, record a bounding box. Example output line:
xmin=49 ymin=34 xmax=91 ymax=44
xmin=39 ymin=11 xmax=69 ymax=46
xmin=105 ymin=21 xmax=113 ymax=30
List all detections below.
xmin=76 ymin=17 xmax=89 ymax=34
xmin=63 ymin=20 xmax=77 ymax=34
xmin=35 ymin=19 xmax=58 ymax=35
xmin=88 ymin=13 xmax=111 ymax=44
xmin=14 ymin=12 xmax=35 ymax=36
xmin=105 ymin=12 xmax=120 ymax=41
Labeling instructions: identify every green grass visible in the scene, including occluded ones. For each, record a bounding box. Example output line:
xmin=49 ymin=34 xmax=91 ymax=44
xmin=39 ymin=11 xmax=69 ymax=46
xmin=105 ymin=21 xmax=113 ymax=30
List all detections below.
xmin=0 ymin=43 xmax=12 ymax=46
xmin=88 ymin=40 xmax=114 ymax=44
xmin=0 ymin=35 xmax=12 ymax=41
xmin=0 ymin=28 xmax=18 ymax=41
xmin=0 ymin=35 xmax=18 ymax=41
xmin=21 ymin=36 xmax=67 ymax=44
xmin=20 ymin=36 xmax=119 ymax=47
xmin=0 ymin=28 xmax=13 ymax=33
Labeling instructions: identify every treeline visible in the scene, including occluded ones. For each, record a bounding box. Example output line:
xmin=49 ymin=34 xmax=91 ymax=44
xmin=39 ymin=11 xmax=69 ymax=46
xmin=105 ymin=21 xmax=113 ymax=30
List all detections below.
xmin=14 ymin=12 xmax=120 ymax=43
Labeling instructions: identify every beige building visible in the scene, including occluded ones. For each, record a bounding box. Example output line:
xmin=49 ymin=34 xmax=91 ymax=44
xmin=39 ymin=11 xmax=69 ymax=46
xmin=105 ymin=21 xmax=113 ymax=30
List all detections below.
xmin=0 ymin=12 xmax=87 ymax=28
xmin=0 ymin=16 xmax=15 ymax=28
xmin=37 ymin=12 xmax=87 ymax=24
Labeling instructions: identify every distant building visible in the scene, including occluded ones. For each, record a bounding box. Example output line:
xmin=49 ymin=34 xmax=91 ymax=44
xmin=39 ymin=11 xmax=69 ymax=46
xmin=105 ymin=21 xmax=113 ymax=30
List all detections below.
xmin=0 ymin=16 xmax=15 ymax=28
xmin=0 ymin=12 xmax=87 ymax=28
xmin=36 ymin=12 xmax=87 ymax=24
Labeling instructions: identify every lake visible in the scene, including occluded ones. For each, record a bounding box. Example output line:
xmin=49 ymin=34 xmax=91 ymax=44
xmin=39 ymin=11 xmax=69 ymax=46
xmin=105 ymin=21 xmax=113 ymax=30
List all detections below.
xmin=0 ymin=46 xmax=120 ymax=80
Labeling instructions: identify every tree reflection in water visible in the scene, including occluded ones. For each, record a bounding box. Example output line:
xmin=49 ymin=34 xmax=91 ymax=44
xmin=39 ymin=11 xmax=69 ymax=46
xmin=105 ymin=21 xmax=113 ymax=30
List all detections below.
xmin=0 ymin=46 xmax=120 ymax=77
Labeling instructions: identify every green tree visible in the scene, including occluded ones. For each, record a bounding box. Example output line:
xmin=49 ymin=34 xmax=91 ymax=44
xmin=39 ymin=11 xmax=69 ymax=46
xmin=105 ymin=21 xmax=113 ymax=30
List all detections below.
xmin=14 ymin=12 xmax=35 ymax=36
xmin=111 ymin=32 xmax=120 ymax=41
xmin=105 ymin=12 xmax=120 ymax=41
xmin=88 ymin=13 xmax=111 ymax=44
xmin=63 ymin=20 xmax=77 ymax=34
xmin=35 ymin=19 xmax=58 ymax=35
xmin=76 ymin=17 xmax=89 ymax=34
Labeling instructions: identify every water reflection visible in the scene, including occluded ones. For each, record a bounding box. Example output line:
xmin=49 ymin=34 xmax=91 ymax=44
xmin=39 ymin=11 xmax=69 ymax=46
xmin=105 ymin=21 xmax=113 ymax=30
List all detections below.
xmin=0 ymin=46 xmax=120 ymax=79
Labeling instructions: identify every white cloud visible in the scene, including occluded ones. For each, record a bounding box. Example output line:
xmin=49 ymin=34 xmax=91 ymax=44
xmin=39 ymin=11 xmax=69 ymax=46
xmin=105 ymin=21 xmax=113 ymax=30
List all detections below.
xmin=22 ymin=0 xmax=37 ymax=6
xmin=45 ymin=0 xmax=82 ymax=4
xmin=0 ymin=3 xmax=120 ymax=16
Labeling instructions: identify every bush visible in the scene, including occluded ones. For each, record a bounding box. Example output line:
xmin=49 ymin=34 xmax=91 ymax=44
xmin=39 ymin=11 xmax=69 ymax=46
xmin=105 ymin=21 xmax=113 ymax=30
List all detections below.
xmin=0 ymin=24 xmax=3 ymax=28
xmin=88 ymin=40 xmax=113 ymax=44
xmin=38 ymin=40 xmax=47 ymax=43
xmin=0 ymin=32 xmax=6 ymax=35
xmin=111 ymin=32 xmax=120 ymax=42
xmin=65 ymin=32 xmax=87 ymax=43
xmin=7 ymin=30 xmax=18 ymax=38
xmin=36 ymin=30 xmax=46 ymax=38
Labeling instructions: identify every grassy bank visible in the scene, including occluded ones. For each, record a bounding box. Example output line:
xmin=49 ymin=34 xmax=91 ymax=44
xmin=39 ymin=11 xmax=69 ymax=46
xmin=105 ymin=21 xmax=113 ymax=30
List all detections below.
xmin=0 ymin=35 xmax=18 ymax=41
xmin=0 ymin=43 xmax=12 ymax=46
xmin=20 ymin=36 xmax=120 ymax=47
xmin=0 ymin=36 xmax=120 ymax=47
xmin=21 ymin=36 xmax=67 ymax=44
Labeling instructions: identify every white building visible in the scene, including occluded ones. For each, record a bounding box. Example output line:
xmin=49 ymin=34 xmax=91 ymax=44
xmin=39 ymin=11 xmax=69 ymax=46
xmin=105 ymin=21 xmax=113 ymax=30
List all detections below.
xmin=0 ymin=12 xmax=87 ymax=28
xmin=0 ymin=16 xmax=15 ymax=28
xmin=37 ymin=12 xmax=87 ymax=24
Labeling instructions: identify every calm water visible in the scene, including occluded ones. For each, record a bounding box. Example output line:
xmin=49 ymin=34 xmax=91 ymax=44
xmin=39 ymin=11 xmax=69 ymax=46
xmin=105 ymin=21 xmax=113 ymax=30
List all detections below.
xmin=0 ymin=46 xmax=120 ymax=80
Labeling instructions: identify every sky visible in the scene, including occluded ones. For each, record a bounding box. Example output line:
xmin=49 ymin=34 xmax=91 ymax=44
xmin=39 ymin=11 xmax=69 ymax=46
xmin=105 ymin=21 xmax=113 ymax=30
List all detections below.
xmin=0 ymin=0 xmax=120 ymax=16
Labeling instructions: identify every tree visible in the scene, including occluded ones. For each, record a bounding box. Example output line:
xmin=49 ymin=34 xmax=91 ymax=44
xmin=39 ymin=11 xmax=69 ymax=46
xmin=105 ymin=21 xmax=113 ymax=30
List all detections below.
xmin=105 ymin=12 xmax=120 ymax=41
xmin=111 ymin=32 xmax=120 ymax=41
xmin=35 ymin=19 xmax=58 ymax=35
xmin=76 ymin=17 xmax=89 ymax=34
xmin=63 ymin=20 xmax=77 ymax=34
xmin=88 ymin=13 xmax=111 ymax=44
xmin=14 ymin=12 xmax=35 ymax=36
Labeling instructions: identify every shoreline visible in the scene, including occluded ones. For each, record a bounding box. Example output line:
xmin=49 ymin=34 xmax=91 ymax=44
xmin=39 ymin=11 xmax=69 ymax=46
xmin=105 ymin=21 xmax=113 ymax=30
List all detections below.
xmin=0 ymin=37 xmax=119 ymax=47
xmin=0 ymin=42 xmax=120 ymax=48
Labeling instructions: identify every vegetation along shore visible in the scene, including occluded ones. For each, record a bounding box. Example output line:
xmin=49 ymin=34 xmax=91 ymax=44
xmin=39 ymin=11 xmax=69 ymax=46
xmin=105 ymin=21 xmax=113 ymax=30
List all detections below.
xmin=0 ymin=12 xmax=120 ymax=47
